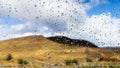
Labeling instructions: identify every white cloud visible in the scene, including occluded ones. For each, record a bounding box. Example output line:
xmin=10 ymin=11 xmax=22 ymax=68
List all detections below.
xmin=11 ymin=24 xmax=25 ymax=31
xmin=54 ymin=13 xmax=120 ymax=47
xmin=0 ymin=0 xmax=120 ymax=47
xmin=0 ymin=0 xmax=87 ymax=34
xmin=83 ymin=0 xmax=109 ymax=9
xmin=90 ymin=0 xmax=109 ymax=5
xmin=0 ymin=0 xmax=87 ymax=33
xmin=14 ymin=32 xmax=34 ymax=38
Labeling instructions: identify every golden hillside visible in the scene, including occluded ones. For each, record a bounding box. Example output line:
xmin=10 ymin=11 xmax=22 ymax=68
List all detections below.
xmin=0 ymin=36 xmax=120 ymax=67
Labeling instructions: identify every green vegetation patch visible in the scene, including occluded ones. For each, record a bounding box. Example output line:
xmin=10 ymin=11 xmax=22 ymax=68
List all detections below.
xmin=65 ymin=59 xmax=78 ymax=65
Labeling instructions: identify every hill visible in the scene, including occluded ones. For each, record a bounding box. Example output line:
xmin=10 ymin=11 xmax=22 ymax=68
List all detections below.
xmin=0 ymin=35 xmax=120 ymax=67
xmin=47 ymin=36 xmax=98 ymax=48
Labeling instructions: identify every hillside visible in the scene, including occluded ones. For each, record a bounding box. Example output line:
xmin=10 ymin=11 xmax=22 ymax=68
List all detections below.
xmin=0 ymin=35 xmax=68 ymax=52
xmin=0 ymin=36 xmax=120 ymax=67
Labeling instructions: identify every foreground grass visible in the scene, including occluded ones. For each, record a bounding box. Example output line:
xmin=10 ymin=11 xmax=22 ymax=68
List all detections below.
xmin=0 ymin=48 xmax=120 ymax=67
xmin=0 ymin=62 xmax=120 ymax=68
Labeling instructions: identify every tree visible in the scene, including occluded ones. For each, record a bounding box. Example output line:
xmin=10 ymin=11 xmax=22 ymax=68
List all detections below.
xmin=17 ymin=59 xmax=29 ymax=66
xmin=86 ymin=58 xmax=93 ymax=62
xmin=6 ymin=54 xmax=13 ymax=61
xmin=65 ymin=59 xmax=78 ymax=65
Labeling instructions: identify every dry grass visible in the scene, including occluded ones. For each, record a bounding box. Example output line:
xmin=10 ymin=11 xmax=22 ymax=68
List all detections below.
xmin=0 ymin=36 xmax=120 ymax=67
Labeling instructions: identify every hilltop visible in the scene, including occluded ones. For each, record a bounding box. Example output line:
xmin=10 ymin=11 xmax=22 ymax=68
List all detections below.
xmin=47 ymin=36 xmax=98 ymax=48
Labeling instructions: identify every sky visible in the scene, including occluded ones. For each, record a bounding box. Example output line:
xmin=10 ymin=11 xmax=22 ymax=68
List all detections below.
xmin=0 ymin=0 xmax=120 ymax=47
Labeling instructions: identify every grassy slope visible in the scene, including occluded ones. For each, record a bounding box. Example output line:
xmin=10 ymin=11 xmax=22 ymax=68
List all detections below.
xmin=0 ymin=36 xmax=120 ymax=66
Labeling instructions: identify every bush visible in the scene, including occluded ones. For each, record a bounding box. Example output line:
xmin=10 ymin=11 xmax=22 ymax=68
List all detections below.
xmin=17 ymin=59 xmax=29 ymax=66
xmin=65 ymin=59 xmax=78 ymax=65
xmin=5 ymin=54 xmax=13 ymax=61
xmin=109 ymin=65 xmax=114 ymax=68
xmin=86 ymin=58 xmax=93 ymax=62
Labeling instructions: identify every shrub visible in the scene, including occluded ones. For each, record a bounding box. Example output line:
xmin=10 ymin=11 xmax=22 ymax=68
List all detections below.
xmin=5 ymin=54 xmax=13 ymax=61
xmin=86 ymin=58 xmax=93 ymax=62
xmin=17 ymin=59 xmax=29 ymax=66
xmin=65 ymin=59 xmax=78 ymax=65
xmin=109 ymin=65 xmax=114 ymax=68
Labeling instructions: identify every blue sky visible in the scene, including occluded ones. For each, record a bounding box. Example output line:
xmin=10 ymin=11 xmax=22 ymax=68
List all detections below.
xmin=0 ymin=16 xmax=21 ymax=25
xmin=87 ymin=0 xmax=120 ymax=18
xmin=0 ymin=0 xmax=120 ymax=47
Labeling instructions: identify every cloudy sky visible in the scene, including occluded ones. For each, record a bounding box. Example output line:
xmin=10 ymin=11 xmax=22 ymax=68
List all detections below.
xmin=0 ymin=0 xmax=120 ymax=47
